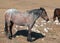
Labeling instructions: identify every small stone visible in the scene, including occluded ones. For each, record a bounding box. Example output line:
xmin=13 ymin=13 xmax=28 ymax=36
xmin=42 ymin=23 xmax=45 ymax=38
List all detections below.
xmin=35 ymin=24 xmax=38 ymax=27
xmin=14 ymin=28 xmax=17 ymax=31
xmin=44 ymin=28 xmax=48 ymax=32
xmin=36 ymin=30 xmax=40 ymax=33
xmin=42 ymin=33 xmax=46 ymax=36
xmin=31 ymin=28 xmax=36 ymax=32
xmin=56 ymin=23 xmax=59 ymax=25
xmin=40 ymin=24 xmax=44 ymax=27
xmin=16 ymin=25 xmax=18 ymax=28
xmin=47 ymin=21 xmax=51 ymax=23
xmin=41 ymin=20 xmax=46 ymax=23
xmin=58 ymin=23 xmax=60 ymax=25
xmin=42 ymin=38 xmax=44 ymax=41
xmin=16 ymin=36 xmax=19 ymax=38
xmin=47 ymin=27 xmax=50 ymax=30
xmin=1 ymin=31 xmax=5 ymax=34
xmin=43 ymin=23 xmax=47 ymax=25
xmin=54 ymin=20 xmax=59 ymax=23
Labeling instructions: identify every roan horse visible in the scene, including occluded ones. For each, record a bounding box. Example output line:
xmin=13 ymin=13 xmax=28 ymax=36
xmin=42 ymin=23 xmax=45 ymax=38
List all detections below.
xmin=4 ymin=7 xmax=49 ymax=42
xmin=53 ymin=8 xmax=60 ymax=22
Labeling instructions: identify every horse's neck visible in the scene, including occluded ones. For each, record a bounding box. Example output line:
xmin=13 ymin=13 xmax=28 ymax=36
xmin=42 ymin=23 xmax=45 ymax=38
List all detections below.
xmin=22 ymin=12 xmax=30 ymax=17
xmin=33 ymin=15 xmax=39 ymax=21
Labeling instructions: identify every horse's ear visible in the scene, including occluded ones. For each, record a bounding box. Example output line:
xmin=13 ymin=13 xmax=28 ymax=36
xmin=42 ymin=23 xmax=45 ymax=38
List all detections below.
xmin=40 ymin=7 xmax=43 ymax=9
xmin=39 ymin=7 xmax=44 ymax=13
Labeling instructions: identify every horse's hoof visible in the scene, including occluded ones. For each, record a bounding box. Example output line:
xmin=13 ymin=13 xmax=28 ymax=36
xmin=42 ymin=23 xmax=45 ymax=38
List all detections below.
xmin=27 ymin=38 xmax=32 ymax=42
xmin=12 ymin=35 xmax=16 ymax=38
xmin=8 ymin=36 xmax=12 ymax=40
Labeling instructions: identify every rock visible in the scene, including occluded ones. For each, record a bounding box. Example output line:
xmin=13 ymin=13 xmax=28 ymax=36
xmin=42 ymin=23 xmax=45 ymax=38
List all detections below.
xmin=44 ymin=28 xmax=48 ymax=32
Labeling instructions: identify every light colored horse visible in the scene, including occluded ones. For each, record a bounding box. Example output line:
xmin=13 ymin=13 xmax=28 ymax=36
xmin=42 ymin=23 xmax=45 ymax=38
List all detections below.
xmin=4 ymin=8 xmax=49 ymax=42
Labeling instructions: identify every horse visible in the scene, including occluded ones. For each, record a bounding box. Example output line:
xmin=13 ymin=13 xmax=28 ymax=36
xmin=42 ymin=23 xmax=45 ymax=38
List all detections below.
xmin=4 ymin=7 xmax=49 ymax=42
xmin=53 ymin=8 xmax=60 ymax=22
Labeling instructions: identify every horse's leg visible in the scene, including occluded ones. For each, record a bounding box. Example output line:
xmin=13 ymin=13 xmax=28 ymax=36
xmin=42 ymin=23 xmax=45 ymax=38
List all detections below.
xmin=27 ymin=21 xmax=35 ymax=42
xmin=8 ymin=21 xmax=14 ymax=39
xmin=58 ymin=17 xmax=60 ymax=22
xmin=53 ymin=10 xmax=57 ymax=21
xmin=4 ymin=21 xmax=8 ymax=36
xmin=27 ymin=26 xmax=32 ymax=41
xmin=53 ymin=14 xmax=56 ymax=21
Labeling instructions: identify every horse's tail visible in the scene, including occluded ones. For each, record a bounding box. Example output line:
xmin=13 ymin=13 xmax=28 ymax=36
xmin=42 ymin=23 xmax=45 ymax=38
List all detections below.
xmin=4 ymin=14 xmax=8 ymax=35
xmin=6 ymin=12 xmax=12 ymax=21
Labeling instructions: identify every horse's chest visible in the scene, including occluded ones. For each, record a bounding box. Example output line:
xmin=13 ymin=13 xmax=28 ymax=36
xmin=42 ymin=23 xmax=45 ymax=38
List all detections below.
xmin=56 ymin=10 xmax=60 ymax=16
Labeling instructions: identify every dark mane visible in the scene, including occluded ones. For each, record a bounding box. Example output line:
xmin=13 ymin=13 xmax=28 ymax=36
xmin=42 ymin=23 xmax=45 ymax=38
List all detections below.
xmin=28 ymin=9 xmax=40 ymax=14
xmin=28 ymin=7 xmax=46 ymax=14
xmin=40 ymin=7 xmax=46 ymax=11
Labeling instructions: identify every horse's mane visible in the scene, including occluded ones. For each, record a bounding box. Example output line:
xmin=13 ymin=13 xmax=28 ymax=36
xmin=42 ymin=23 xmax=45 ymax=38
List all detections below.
xmin=28 ymin=7 xmax=45 ymax=14
xmin=28 ymin=9 xmax=40 ymax=14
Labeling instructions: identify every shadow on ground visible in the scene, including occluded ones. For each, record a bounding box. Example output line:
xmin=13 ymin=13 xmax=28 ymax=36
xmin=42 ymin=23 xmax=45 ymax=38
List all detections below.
xmin=13 ymin=29 xmax=45 ymax=41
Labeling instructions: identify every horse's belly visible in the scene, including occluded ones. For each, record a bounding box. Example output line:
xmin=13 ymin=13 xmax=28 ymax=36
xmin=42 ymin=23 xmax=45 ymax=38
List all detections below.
xmin=12 ymin=17 xmax=27 ymax=26
xmin=14 ymin=22 xmax=25 ymax=26
xmin=11 ymin=14 xmax=34 ymax=26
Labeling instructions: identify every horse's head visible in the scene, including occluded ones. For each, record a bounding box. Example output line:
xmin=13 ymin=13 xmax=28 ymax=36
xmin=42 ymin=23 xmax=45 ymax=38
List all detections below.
xmin=39 ymin=7 xmax=49 ymax=22
xmin=28 ymin=7 xmax=49 ymax=22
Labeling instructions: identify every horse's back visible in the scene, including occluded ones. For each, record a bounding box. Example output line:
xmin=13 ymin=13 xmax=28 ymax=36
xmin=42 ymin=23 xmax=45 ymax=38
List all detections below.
xmin=5 ymin=9 xmax=20 ymax=15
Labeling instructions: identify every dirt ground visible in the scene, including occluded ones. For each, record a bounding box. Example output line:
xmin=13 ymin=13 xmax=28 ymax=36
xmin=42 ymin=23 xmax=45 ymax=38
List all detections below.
xmin=0 ymin=0 xmax=60 ymax=43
